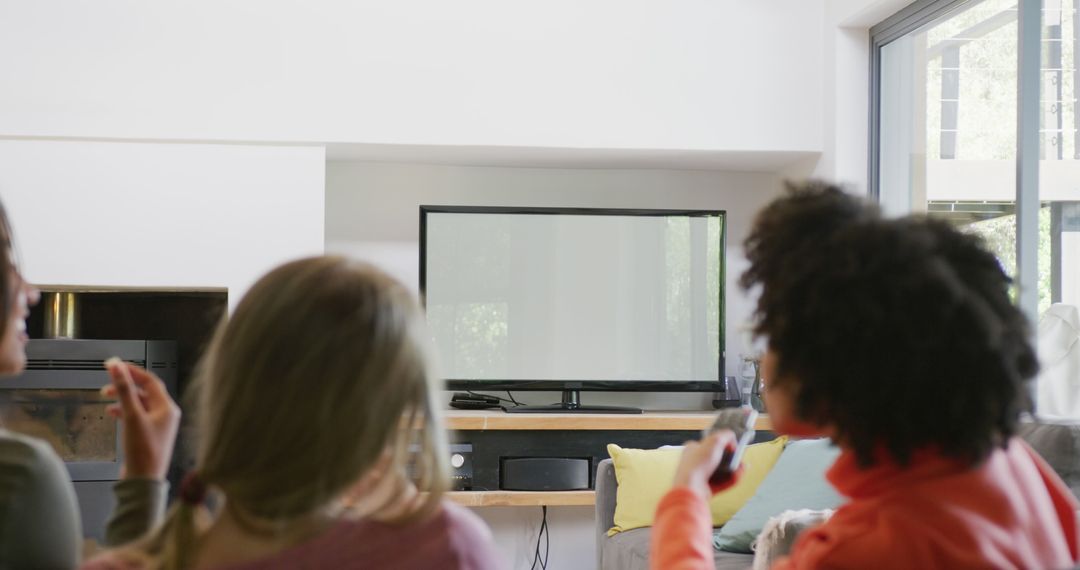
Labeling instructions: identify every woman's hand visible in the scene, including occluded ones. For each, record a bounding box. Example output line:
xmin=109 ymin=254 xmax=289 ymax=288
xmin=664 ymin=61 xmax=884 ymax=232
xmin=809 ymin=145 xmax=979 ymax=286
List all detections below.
xmin=102 ymin=358 xmax=181 ymax=480
xmin=673 ymin=430 xmax=743 ymax=500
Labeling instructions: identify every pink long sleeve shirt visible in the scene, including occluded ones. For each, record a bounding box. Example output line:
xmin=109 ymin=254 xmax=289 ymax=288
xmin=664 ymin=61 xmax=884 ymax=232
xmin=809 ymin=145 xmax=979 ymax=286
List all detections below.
xmin=83 ymin=501 xmax=501 ymax=570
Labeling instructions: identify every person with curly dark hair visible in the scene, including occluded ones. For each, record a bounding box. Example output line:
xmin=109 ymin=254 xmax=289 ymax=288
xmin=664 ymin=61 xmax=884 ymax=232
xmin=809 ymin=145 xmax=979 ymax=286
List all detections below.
xmin=650 ymin=182 xmax=1079 ymax=569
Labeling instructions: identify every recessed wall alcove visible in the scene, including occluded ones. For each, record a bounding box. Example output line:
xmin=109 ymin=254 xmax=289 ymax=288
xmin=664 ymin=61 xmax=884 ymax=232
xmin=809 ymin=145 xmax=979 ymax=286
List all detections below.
xmin=26 ymin=287 xmax=228 ymax=397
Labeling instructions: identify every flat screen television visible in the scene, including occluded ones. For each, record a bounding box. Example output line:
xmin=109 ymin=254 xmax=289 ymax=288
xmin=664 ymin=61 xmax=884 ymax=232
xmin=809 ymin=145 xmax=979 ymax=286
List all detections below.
xmin=420 ymin=206 xmax=726 ymax=413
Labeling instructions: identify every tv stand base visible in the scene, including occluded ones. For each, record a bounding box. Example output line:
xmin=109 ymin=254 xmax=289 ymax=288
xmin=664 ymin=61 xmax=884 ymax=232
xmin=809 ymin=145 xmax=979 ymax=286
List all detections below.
xmin=504 ymin=390 xmax=642 ymax=414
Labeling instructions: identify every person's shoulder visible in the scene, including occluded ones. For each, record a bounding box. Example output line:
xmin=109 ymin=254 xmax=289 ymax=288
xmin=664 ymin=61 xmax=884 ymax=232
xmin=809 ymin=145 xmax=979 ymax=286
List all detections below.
xmin=0 ymin=429 xmax=62 ymax=463
xmin=313 ymin=502 xmax=500 ymax=569
xmin=787 ymin=510 xmax=909 ymax=568
xmin=439 ymin=500 xmax=493 ymax=539
xmin=438 ymin=500 xmax=501 ymax=570
xmin=81 ymin=549 xmax=149 ymax=570
xmin=0 ymin=431 xmax=82 ymax=568
xmin=0 ymin=430 xmax=67 ymax=487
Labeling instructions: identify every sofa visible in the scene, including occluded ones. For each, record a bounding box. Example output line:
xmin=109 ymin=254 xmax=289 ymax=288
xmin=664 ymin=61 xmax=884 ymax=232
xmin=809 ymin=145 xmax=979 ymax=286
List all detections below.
xmin=594 ymin=419 xmax=1080 ymax=570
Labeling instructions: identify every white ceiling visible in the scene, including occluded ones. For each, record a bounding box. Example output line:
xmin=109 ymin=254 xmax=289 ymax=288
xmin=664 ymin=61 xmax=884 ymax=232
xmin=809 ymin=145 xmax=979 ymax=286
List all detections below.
xmin=325 ymin=143 xmax=818 ymax=173
xmin=831 ymin=0 xmax=915 ymax=27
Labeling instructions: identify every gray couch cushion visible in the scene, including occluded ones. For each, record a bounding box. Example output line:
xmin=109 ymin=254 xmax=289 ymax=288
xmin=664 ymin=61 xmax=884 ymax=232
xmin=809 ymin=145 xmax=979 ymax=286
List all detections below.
xmin=602 ymin=527 xmax=753 ymax=570
xmin=601 ymin=527 xmax=650 ymax=570
xmin=1018 ymin=419 xmax=1080 ymax=498
xmin=595 ymin=459 xmax=618 ymax=568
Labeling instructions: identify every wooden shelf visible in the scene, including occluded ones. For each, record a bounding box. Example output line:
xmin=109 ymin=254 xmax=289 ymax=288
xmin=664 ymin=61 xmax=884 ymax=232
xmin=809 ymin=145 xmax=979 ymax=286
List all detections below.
xmin=440 ymin=411 xmax=772 ymax=509
xmin=444 ymin=410 xmax=772 ymax=432
xmin=446 ymin=490 xmax=595 ymax=507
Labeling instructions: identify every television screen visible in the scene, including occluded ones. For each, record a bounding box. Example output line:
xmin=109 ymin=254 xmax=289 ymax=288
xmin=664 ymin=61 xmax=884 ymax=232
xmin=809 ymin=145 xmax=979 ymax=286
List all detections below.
xmin=421 ymin=207 xmax=724 ymax=388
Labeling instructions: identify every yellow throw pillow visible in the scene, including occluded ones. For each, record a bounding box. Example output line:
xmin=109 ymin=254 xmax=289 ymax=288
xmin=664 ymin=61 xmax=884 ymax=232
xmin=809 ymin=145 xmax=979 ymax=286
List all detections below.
xmin=606 ymin=436 xmax=787 ymax=535
xmin=707 ymin=436 xmax=787 ymax=524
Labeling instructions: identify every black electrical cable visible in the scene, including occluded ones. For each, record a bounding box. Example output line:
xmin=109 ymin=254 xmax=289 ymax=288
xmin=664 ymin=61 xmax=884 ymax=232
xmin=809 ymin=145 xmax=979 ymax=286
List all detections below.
xmin=530 ymin=508 xmax=542 ymax=570
xmin=466 ymin=390 xmax=523 ymax=408
xmin=530 ymin=506 xmax=549 ymax=570
xmin=543 ymin=505 xmax=550 ymax=569
xmin=506 ymin=390 xmax=522 ymax=406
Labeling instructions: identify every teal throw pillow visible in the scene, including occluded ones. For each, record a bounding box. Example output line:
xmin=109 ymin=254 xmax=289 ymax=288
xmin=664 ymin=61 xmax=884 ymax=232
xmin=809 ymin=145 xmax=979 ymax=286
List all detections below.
xmin=713 ymin=438 xmax=844 ymax=553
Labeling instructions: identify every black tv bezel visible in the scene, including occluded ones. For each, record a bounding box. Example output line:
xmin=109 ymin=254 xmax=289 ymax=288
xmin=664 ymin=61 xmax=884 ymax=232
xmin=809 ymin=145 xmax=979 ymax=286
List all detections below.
xmin=419 ymin=205 xmax=727 ymax=392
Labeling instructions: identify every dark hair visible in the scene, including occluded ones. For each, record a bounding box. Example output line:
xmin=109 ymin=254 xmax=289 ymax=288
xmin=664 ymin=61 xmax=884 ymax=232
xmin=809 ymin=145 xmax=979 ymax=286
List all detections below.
xmin=741 ymin=181 xmax=1037 ymax=467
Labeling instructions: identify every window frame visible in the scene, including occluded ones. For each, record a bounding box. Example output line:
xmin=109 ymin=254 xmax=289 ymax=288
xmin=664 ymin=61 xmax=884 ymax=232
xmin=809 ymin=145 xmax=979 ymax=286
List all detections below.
xmin=868 ymin=0 xmax=1044 ymax=321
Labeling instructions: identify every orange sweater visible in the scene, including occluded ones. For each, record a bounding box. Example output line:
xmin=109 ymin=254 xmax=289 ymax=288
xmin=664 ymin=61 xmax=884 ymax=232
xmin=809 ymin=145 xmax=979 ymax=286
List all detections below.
xmin=651 ymin=487 xmax=715 ymax=570
xmin=651 ymin=438 xmax=1080 ymax=570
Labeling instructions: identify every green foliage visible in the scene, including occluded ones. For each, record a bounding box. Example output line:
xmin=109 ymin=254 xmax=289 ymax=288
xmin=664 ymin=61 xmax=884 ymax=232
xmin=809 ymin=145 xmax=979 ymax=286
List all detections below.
xmin=960 ymin=206 xmax=1053 ymax=313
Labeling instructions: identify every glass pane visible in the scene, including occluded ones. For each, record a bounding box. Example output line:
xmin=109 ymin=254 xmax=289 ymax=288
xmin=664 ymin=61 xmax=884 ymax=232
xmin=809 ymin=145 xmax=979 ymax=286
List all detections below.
xmin=1039 ymin=0 xmax=1080 ymax=312
xmin=879 ymin=0 xmax=1019 ymax=282
xmin=1036 ymin=0 xmax=1080 ymax=418
xmin=0 ymin=389 xmax=117 ymax=462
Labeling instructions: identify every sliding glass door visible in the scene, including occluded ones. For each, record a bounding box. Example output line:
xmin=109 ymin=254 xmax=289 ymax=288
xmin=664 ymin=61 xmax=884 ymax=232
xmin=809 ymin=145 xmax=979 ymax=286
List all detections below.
xmin=874 ymin=0 xmax=1080 ymax=314
xmin=873 ymin=0 xmax=1080 ymax=414
xmin=878 ymin=0 xmax=1020 ymax=282
xmin=1041 ymin=1 xmax=1080 ymax=309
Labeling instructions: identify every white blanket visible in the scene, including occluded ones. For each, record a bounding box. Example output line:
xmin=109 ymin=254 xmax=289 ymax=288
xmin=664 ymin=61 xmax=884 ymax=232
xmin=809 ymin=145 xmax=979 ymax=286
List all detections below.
xmin=751 ymin=509 xmax=833 ymax=570
xmin=1037 ymin=304 xmax=1080 ymax=418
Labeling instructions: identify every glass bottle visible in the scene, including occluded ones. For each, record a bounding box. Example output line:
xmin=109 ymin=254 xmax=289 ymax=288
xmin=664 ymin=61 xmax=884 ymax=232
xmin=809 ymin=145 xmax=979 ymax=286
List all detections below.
xmin=739 ymin=356 xmax=755 ymax=406
xmin=749 ymin=358 xmax=766 ymax=413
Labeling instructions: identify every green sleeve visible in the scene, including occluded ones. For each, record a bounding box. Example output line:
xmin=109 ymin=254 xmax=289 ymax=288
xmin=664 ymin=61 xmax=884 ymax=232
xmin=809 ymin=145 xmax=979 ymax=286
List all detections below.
xmin=105 ymin=478 xmax=169 ymax=546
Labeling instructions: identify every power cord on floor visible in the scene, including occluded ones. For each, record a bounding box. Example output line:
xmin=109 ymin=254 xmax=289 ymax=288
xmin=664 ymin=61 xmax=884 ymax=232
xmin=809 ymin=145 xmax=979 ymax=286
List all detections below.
xmin=530 ymin=506 xmax=549 ymax=570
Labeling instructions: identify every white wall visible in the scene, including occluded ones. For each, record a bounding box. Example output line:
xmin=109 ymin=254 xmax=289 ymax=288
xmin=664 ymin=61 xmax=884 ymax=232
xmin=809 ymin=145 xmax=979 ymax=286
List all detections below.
xmin=0 ymin=1 xmax=823 ymax=155
xmin=475 ymin=505 xmax=595 ymax=570
xmin=804 ymin=0 xmax=915 ymax=191
xmin=325 ymin=160 xmax=782 ymax=569
xmin=815 ymin=18 xmax=870 ymax=190
xmin=0 ymin=139 xmax=325 ymax=303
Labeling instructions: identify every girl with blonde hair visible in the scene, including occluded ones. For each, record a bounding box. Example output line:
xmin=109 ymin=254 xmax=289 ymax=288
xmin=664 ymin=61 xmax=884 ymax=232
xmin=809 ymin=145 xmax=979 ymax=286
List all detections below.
xmin=85 ymin=256 xmax=500 ymax=570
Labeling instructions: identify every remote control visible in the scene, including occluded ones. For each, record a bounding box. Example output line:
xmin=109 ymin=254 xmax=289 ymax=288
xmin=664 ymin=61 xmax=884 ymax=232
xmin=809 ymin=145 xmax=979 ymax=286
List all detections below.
xmin=705 ymin=406 xmax=758 ymax=488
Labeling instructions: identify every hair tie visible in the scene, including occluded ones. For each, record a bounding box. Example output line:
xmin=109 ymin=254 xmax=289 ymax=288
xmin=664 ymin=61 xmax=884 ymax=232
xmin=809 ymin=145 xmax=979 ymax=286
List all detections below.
xmin=179 ymin=471 xmax=208 ymax=505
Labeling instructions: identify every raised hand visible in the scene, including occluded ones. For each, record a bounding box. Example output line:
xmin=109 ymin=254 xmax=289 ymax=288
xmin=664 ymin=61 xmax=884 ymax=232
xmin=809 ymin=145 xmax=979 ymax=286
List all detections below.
xmin=673 ymin=430 xmax=744 ymax=500
xmin=102 ymin=358 xmax=181 ymax=480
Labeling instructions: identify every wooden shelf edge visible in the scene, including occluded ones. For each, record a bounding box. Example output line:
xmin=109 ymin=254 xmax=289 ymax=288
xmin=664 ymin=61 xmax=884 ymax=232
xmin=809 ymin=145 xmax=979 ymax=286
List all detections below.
xmin=447 ymin=490 xmax=595 ymax=507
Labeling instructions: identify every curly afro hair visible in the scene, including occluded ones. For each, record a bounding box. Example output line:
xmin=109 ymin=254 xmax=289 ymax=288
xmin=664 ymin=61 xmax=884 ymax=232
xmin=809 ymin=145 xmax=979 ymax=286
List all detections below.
xmin=741 ymin=181 xmax=1037 ymax=467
